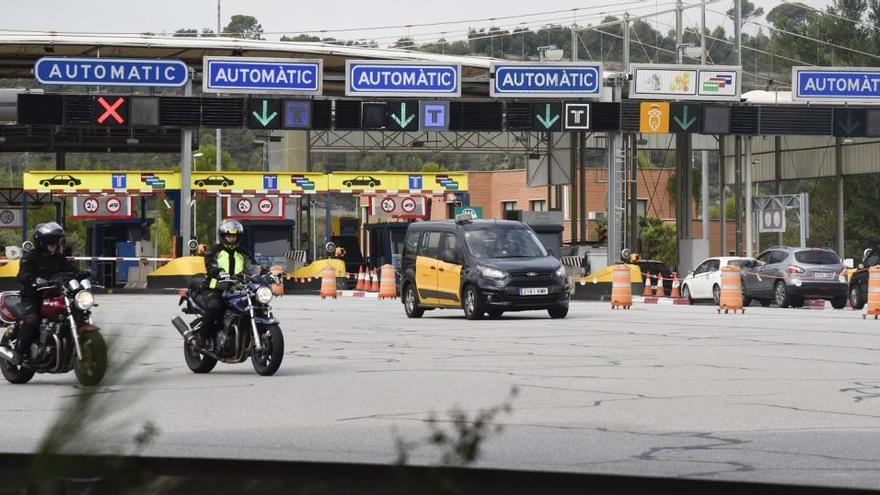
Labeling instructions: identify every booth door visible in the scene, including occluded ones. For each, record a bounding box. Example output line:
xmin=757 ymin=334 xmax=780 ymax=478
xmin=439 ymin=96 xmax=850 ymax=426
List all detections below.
xmin=252 ymin=226 xmax=293 ymax=259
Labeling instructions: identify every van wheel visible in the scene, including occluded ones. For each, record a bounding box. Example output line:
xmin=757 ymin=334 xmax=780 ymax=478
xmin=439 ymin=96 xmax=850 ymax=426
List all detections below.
xmin=831 ymin=297 xmax=847 ymax=310
xmin=403 ymin=284 xmax=424 ymax=318
xmin=850 ymin=285 xmax=865 ymax=310
xmin=548 ymin=306 xmax=568 ymax=319
xmin=712 ymin=284 xmax=721 ymax=306
xmin=463 ymin=285 xmax=484 ymax=320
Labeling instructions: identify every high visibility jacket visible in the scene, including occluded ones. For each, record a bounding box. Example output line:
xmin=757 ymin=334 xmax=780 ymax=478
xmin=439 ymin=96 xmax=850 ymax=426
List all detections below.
xmin=204 ymin=244 xmax=255 ymax=289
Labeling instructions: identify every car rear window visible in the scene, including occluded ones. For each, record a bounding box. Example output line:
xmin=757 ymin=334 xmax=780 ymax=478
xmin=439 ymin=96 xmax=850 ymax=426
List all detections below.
xmin=794 ymin=250 xmax=840 ymax=265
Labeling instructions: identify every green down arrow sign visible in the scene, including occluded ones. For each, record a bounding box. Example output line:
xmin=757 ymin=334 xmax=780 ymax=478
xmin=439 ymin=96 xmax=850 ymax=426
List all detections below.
xmin=390 ymin=102 xmax=416 ymax=129
xmin=252 ymin=100 xmax=278 ymax=126
xmin=671 ymin=103 xmax=699 ymax=132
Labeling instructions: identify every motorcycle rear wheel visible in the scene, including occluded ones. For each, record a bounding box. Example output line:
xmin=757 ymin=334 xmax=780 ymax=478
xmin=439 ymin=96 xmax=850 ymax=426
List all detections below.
xmin=1 ymin=336 xmax=35 ymax=384
xmin=251 ymin=324 xmax=284 ymax=376
xmin=184 ymin=341 xmax=217 ymax=374
xmin=74 ymin=332 xmax=107 ymax=387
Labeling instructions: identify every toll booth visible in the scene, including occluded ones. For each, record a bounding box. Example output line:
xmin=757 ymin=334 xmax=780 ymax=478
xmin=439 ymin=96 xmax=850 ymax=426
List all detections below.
xmin=240 ymin=220 xmax=295 ymax=268
xmin=331 ymin=217 xmax=364 ymax=275
xmin=363 ymin=222 xmax=410 ymax=273
xmin=85 ymin=219 xmax=155 ymax=288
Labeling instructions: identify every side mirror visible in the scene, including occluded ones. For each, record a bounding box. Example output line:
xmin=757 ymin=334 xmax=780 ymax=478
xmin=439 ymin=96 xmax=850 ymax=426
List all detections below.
xmin=21 ymin=241 xmax=34 ymax=253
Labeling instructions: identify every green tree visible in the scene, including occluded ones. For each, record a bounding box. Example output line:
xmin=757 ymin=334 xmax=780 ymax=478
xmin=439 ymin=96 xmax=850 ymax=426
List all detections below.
xmin=639 ymin=217 xmax=677 ymax=267
xmin=223 ymin=15 xmax=263 ymax=40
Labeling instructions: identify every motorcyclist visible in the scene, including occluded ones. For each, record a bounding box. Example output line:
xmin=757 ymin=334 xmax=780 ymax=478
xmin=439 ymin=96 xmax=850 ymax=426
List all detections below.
xmin=14 ymin=222 xmax=80 ymax=364
xmin=201 ymin=219 xmax=258 ymax=350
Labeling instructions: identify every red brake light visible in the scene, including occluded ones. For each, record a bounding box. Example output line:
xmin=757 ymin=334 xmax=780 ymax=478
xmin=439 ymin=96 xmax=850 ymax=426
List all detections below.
xmin=788 ymin=265 xmax=805 ymax=274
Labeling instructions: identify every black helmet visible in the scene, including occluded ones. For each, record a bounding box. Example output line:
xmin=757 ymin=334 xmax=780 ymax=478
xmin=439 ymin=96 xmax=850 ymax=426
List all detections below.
xmin=33 ymin=222 xmax=65 ymax=251
xmin=218 ymin=219 xmax=244 ymax=248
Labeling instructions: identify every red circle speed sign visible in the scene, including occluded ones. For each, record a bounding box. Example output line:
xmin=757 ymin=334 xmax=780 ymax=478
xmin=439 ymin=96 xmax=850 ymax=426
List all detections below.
xmin=105 ymin=197 xmax=121 ymax=213
xmin=380 ymin=197 xmax=396 ymax=213
xmin=258 ymin=198 xmax=274 ymax=214
xmin=236 ymin=198 xmax=253 ymax=214
xmin=401 ymin=197 xmax=417 ymax=213
xmin=83 ymin=197 xmax=99 ymax=213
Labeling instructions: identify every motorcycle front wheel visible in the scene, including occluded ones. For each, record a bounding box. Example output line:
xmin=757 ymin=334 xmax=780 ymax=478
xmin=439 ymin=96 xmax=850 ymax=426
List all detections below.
xmin=251 ymin=324 xmax=284 ymax=376
xmin=74 ymin=332 xmax=107 ymax=386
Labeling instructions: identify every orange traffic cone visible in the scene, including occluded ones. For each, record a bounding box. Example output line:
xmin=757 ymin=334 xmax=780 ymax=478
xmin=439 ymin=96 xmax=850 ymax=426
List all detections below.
xmin=378 ymin=264 xmax=397 ymax=299
xmin=642 ymin=272 xmax=653 ymax=296
xmin=320 ymin=266 xmax=337 ymax=299
xmin=670 ymin=272 xmax=681 ymax=299
xmin=370 ymin=269 xmax=380 ymax=292
xmin=355 ymin=266 xmax=365 ymax=291
xmin=655 ymin=274 xmax=666 ymax=297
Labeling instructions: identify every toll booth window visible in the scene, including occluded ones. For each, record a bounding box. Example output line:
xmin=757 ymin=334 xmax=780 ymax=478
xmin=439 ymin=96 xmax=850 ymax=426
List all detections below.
xmin=404 ymin=231 xmax=420 ymax=256
xmin=464 ymin=228 xmax=547 ymax=259
xmin=391 ymin=230 xmax=406 ymax=255
xmin=419 ymin=231 xmax=442 ymax=259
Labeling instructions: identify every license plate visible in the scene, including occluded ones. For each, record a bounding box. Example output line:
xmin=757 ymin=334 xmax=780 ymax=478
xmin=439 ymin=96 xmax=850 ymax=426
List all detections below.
xmin=519 ymin=287 xmax=549 ymax=296
xmin=813 ymin=272 xmax=834 ymax=278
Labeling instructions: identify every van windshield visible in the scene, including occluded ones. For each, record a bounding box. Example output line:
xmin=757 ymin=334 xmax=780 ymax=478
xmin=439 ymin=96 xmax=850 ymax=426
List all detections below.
xmin=463 ymin=227 xmax=548 ymax=259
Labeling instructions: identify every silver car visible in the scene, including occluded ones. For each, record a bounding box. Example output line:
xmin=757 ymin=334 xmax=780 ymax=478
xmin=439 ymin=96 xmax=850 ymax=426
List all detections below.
xmin=741 ymin=247 xmax=848 ymax=308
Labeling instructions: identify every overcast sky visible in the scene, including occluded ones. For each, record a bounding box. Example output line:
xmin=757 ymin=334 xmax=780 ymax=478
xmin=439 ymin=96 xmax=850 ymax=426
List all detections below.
xmin=5 ymin=0 xmax=833 ymax=47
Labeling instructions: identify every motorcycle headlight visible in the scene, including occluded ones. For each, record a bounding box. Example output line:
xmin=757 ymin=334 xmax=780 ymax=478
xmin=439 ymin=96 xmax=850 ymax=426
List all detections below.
xmin=478 ymin=266 xmax=506 ymax=279
xmin=74 ymin=290 xmax=95 ymax=310
xmin=555 ymin=265 xmax=567 ymax=278
xmin=255 ymin=286 xmax=273 ymax=304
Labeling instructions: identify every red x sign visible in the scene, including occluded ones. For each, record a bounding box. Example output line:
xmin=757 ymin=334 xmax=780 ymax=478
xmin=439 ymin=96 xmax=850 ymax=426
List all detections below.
xmin=96 ymin=96 xmax=126 ymax=125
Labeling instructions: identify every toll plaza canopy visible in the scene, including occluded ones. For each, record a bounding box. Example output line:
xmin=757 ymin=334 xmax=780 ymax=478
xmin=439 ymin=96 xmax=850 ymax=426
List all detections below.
xmin=0 ymin=32 xmax=498 ymax=97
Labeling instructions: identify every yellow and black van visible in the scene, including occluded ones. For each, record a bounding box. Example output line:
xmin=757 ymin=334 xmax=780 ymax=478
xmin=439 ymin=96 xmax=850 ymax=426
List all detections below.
xmin=401 ymin=216 xmax=570 ymax=319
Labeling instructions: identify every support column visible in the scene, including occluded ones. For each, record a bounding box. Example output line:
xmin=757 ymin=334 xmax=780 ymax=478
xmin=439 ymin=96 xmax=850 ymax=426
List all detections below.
xmin=215 ymin=129 xmax=222 ymax=242
xmin=630 ymin=134 xmax=639 ymax=252
xmin=677 ymin=134 xmax=692 ymax=240
xmin=745 ymin=136 xmax=753 ymax=257
xmin=719 ymin=137 xmax=727 ymax=256
xmin=835 ymin=137 xmax=845 ymax=257
xmin=570 ymin=132 xmax=578 ymax=243
xmin=179 ymin=73 xmax=194 ymax=251
xmin=775 ymin=135 xmax=782 ymax=246
xmin=734 ymin=135 xmax=742 ymax=255
xmin=578 ymin=132 xmax=587 ymax=242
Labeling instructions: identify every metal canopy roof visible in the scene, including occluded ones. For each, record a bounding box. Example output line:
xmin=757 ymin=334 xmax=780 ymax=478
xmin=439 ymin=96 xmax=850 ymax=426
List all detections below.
xmin=0 ymin=32 xmax=498 ymax=96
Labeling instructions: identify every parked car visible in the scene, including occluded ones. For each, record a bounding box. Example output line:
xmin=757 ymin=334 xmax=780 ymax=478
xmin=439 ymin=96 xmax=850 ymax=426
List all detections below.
xmin=848 ymin=247 xmax=880 ymax=309
xmin=680 ymin=256 xmax=755 ymax=305
xmin=741 ymin=247 xmax=848 ymax=309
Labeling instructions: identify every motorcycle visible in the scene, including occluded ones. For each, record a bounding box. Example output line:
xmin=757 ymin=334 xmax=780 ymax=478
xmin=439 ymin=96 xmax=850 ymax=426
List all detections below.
xmin=172 ymin=269 xmax=284 ymax=376
xmin=0 ymin=272 xmax=107 ymax=386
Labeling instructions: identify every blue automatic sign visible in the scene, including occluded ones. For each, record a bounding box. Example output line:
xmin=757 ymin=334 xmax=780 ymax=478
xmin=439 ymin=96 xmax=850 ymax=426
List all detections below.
xmin=203 ymin=57 xmax=322 ymax=95
xmin=34 ymin=57 xmax=188 ymax=87
xmin=793 ymin=67 xmax=880 ymax=103
xmin=346 ymin=61 xmax=460 ymax=97
xmin=491 ymin=63 xmax=603 ymax=98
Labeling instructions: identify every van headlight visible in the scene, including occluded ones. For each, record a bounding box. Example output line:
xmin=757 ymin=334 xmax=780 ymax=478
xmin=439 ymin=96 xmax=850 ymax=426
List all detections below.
xmin=255 ymin=286 xmax=274 ymax=304
xmin=555 ymin=265 xmax=567 ymax=278
xmin=74 ymin=290 xmax=95 ymax=310
xmin=478 ymin=266 xmax=506 ymax=279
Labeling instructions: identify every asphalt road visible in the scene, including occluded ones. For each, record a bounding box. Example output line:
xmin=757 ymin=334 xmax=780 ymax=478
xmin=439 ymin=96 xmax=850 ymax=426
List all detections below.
xmin=3 ymin=295 xmax=880 ymax=489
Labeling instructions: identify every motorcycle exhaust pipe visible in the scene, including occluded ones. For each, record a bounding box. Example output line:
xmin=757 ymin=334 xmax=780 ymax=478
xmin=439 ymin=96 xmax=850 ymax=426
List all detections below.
xmin=0 ymin=346 xmax=15 ymax=363
xmin=172 ymin=316 xmax=193 ymax=341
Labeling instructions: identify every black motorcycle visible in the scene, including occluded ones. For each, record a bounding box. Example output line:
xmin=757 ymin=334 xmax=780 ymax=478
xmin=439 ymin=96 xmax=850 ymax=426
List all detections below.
xmin=172 ymin=270 xmax=284 ymax=376
xmin=0 ymin=273 xmax=107 ymax=386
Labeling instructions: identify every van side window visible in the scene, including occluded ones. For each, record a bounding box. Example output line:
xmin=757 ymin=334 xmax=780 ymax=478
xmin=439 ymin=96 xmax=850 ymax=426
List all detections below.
xmin=440 ymin=232 xmax=461 ymax=263
xmin=404 ymin=231 xmax=421 ymax=257
xmin=419 ymin=231 xmax=442 ymax=259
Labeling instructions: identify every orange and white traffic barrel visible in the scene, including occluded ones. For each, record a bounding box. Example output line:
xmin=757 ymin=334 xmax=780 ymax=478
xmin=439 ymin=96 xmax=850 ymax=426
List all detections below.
xmin=864 ymin=266 xmax=880 ymax=320
xmin=611 ymin=264 xmax=632 ymax=309
xmin=378 ymin=264 xmax=397 ymax=300
xmin=655 ymin=274 xmax=666 ymax=298
xmin=718 ymin=265 xmax=744 ymax=314
xmin=320 ymin=266 xmax=338 ymax=299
